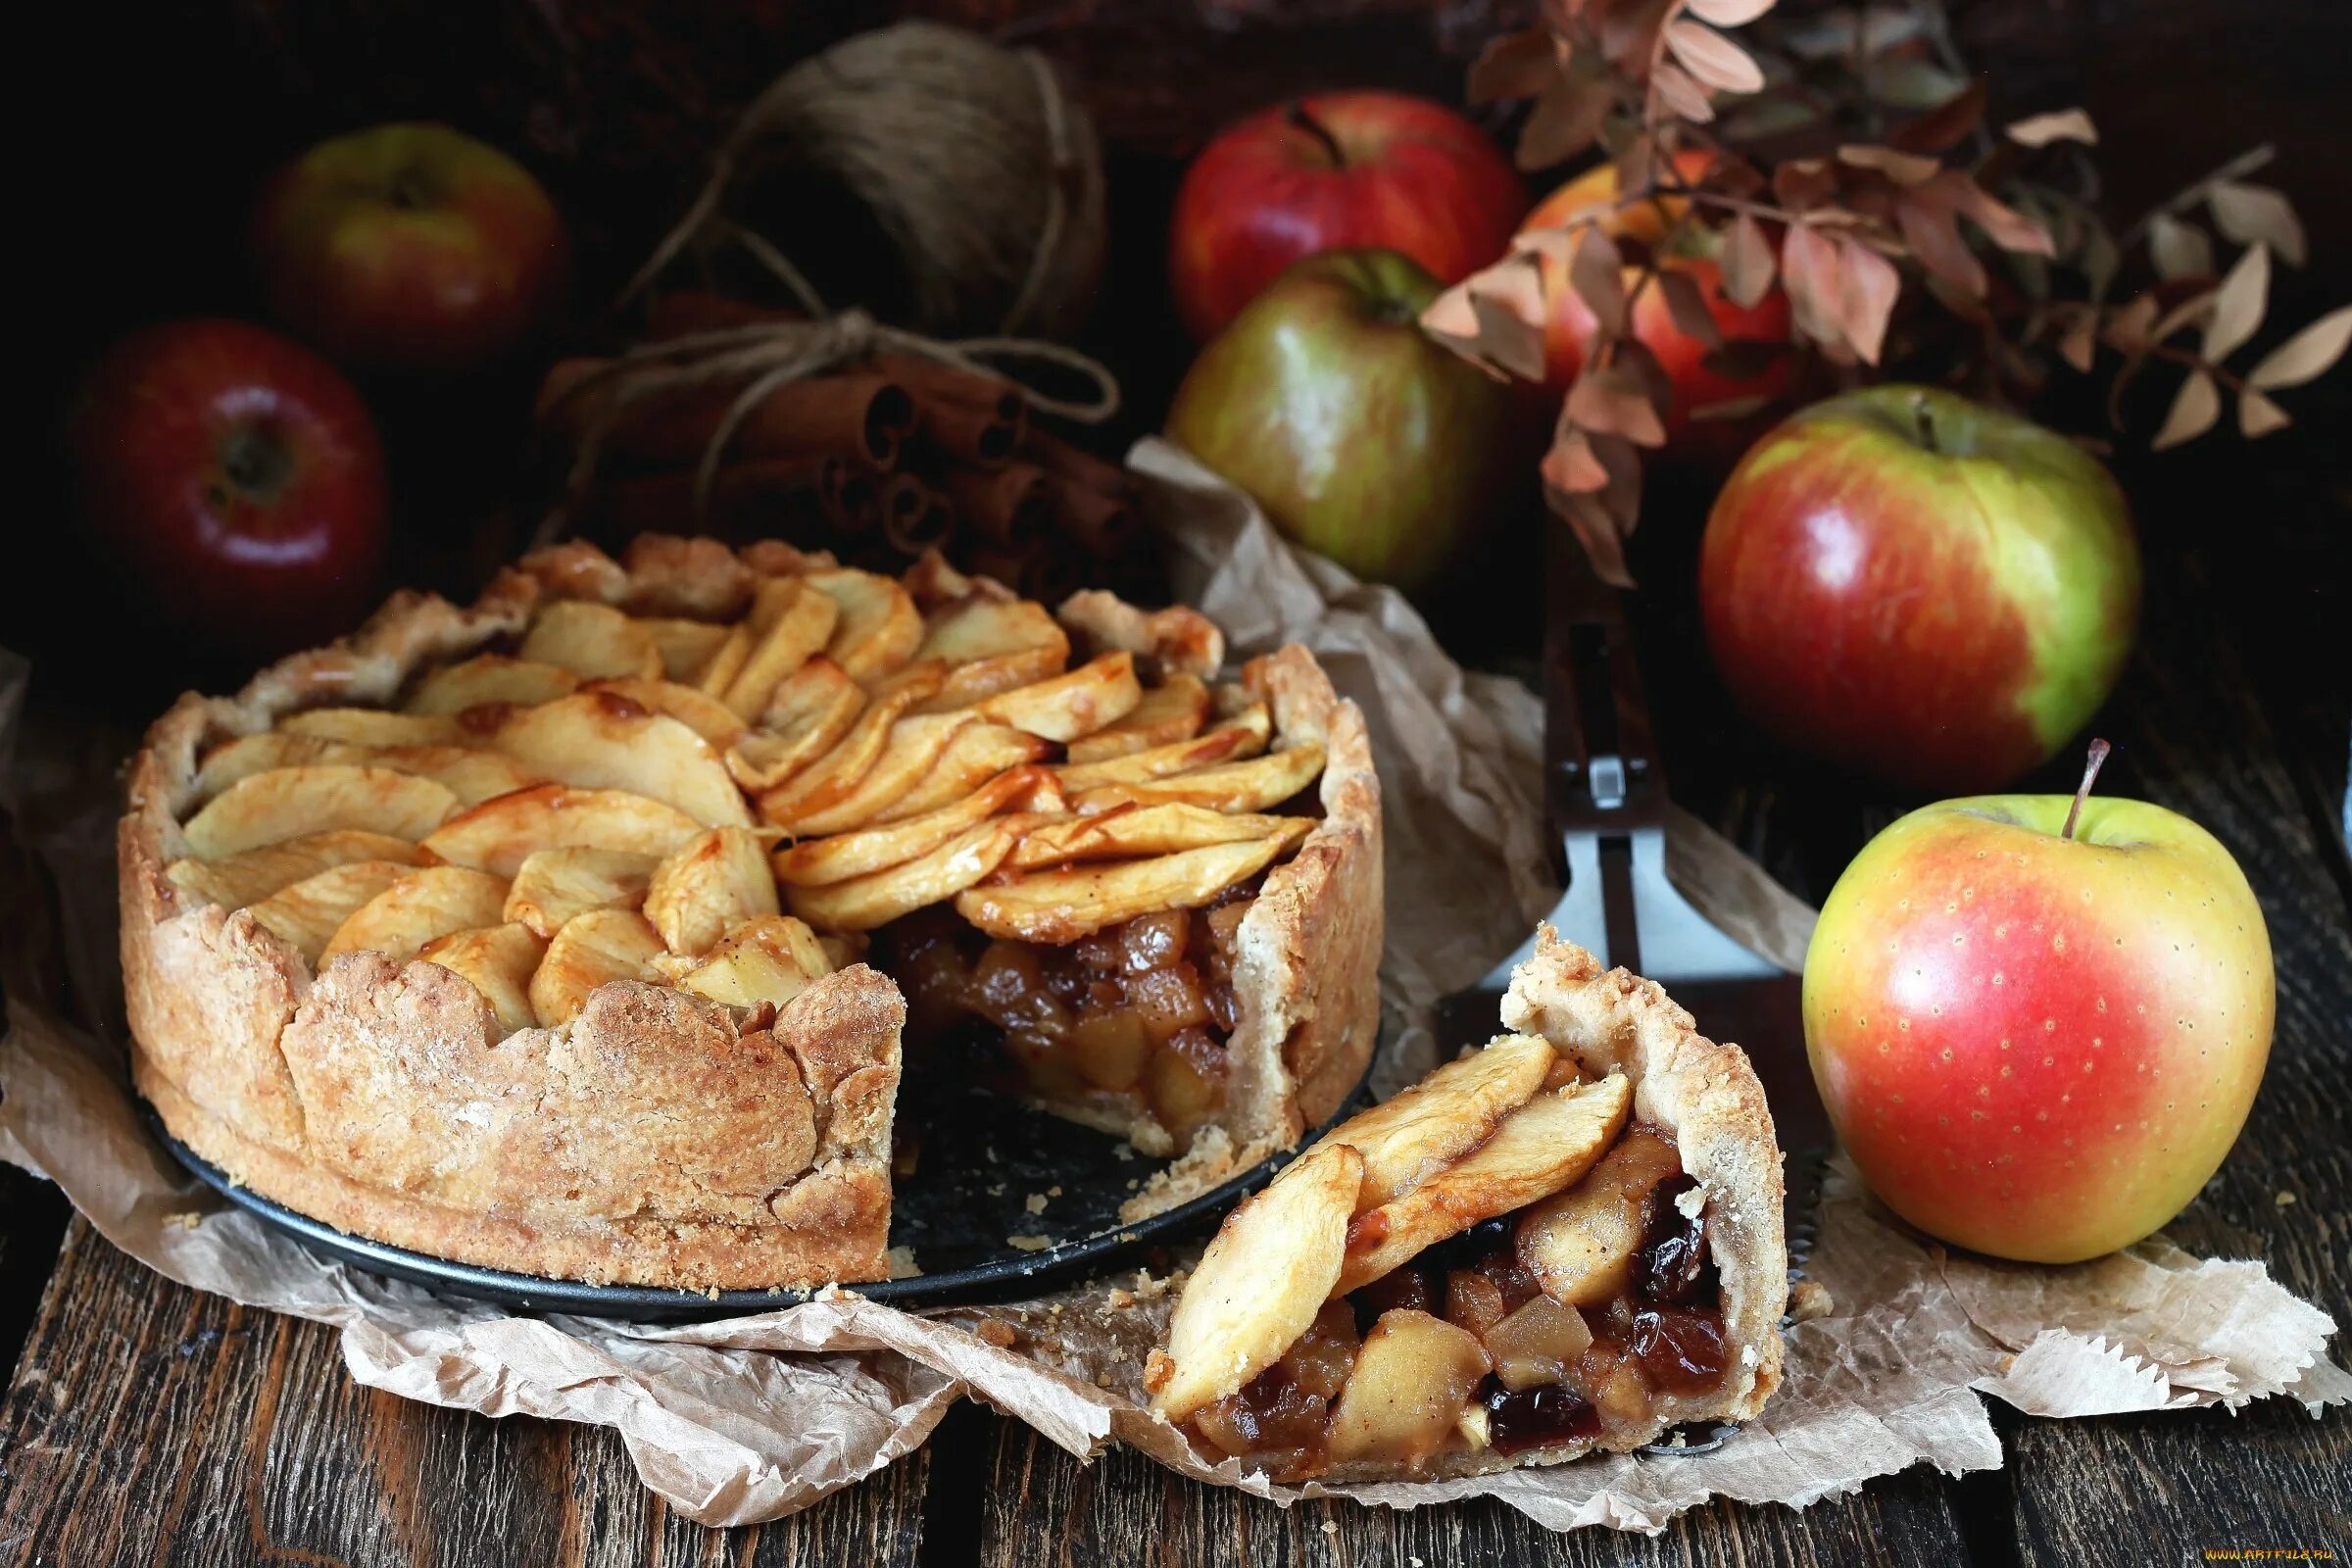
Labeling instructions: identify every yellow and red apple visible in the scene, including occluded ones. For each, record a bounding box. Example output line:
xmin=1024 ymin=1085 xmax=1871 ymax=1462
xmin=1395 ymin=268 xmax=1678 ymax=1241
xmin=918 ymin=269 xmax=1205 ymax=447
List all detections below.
xmin=1803 ymin=757 xmax=2274 ymax=1263
xmin=1699 ymin=386 xmax=2141 ymax=792
xmin=253 ymin=122 xmax=568 ymax=372
xmin=1169 ymin=92 xmax=1525 ymax=342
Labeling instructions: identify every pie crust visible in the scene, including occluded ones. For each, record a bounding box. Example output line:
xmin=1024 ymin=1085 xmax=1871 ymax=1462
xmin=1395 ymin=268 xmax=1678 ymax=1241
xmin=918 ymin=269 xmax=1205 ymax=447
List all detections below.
xmin=1144 ymin=928 xmax=1785 ymax=1481
xmin=119 ymin=535 xmax=1381 ymax=1290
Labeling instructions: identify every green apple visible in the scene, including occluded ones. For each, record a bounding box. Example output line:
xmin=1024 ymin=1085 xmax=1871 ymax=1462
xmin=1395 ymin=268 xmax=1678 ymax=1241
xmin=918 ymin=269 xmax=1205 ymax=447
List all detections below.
xmin=1165 ymin=247 xmax=1521 ymax=592
xmin=1803 ymin=746 xmax=2274 ymax=1262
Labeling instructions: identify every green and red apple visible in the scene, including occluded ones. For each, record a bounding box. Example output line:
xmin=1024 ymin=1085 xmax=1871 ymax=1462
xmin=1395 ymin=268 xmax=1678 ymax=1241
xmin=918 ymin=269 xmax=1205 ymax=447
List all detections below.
xmin=1699 ymin=386 xmax=2140 ymax=792
xmin=1166 ymin=247 xmax=1524 ymax=592
xmin=253 ymin=122 xmax=568 ymax=372
xmin=1803 ymin=748 xmax=2274 ymax=1262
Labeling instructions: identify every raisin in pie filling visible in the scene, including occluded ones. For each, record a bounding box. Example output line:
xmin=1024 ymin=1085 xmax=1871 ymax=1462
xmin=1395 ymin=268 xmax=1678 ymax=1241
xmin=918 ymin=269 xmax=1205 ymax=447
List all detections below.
xmin=120 ymin=535 xmax=1382 ymax=1289
xmin=1146 ymin=934 xmax=1787 ymax=1480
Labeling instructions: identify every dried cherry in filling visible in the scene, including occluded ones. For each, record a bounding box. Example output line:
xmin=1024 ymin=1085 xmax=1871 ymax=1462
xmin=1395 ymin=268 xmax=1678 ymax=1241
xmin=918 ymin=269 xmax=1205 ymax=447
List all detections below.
xmin=1479 ymin=1377 xmax=1601 ymax=1456
xmin=1634 ymin=1173 xmax=1717 ymax=1305
xmin=1628 ymin=1306 xmax=1729 ymax=1395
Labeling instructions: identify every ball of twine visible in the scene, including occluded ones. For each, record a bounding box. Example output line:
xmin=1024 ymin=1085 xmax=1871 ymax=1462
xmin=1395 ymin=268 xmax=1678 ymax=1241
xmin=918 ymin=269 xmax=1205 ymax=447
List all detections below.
xmin=632 ymin=22 xmax=1106 ymax=340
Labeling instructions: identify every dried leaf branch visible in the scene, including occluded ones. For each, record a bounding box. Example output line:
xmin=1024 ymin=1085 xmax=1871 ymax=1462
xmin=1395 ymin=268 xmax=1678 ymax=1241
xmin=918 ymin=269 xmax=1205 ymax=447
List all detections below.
xmin=1435 ymin=0 xmax=2349 ymax=584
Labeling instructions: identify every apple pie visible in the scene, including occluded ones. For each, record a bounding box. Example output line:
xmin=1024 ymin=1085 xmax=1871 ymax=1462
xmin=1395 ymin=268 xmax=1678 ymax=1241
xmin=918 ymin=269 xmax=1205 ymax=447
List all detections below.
xmin=121 ymin=534 xmax=1381 ymax=1290
xmin=1144 ymin=930 xmax=1785 ymax=1481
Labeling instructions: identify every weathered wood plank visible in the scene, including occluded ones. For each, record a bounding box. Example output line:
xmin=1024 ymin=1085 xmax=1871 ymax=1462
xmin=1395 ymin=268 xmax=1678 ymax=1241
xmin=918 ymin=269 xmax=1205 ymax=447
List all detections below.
xmin=0 ymin=1219 xmax=932 ymax=1568
xmin=973 ymin=1415 xmax=1977 ymax=1568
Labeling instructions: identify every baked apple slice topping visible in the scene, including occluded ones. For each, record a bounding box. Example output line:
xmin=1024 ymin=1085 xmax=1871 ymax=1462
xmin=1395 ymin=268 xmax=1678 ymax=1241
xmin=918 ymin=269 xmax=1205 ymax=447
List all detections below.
xmin=159 ymin=542 xmax=1338 ymax=1159
xmin=1148 ymin=1033 xmax=1739 ymax=1481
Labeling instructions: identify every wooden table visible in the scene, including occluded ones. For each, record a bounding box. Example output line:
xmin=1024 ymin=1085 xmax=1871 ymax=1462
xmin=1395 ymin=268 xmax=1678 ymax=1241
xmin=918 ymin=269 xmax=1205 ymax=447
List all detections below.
xmin=2 ymin=474 xmax=2346 ymax=1565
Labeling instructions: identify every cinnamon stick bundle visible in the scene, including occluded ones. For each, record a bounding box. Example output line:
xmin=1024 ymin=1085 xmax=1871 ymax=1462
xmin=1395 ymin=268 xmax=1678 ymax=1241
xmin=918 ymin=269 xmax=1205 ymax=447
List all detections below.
xmin=938 ymin=461 xmax=1049 ymax=549
xmin=552 ymin=290 xmax=1152 ymax=595
xmin=879 ymin=474 xmax=955 ymax=555
xmin=540 ymin=360 xmax=914 ymax=472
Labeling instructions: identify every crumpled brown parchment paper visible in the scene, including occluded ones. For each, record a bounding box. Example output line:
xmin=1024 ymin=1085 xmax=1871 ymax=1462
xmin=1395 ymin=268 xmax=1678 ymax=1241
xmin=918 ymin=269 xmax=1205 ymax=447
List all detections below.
xmin=1 ymin=440 xmax=2341 ymax=1532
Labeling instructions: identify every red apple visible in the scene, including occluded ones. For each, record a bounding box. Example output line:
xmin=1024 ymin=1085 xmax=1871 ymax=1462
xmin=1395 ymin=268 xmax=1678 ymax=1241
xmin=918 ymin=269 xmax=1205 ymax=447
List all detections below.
xmin=1165 ymin=248 xmax=1522 ymax=591
xmin=1804 ymin=746 xmax=2273 ymax=1262
xmin=254 ymin=122 xmax=568 ymax=372
xmin=1699 ymin=386 xmax=2141 ymax=792
xmin=1170 ymin=92 xmax=1525 ymax=342
xmin=1523 ymin=155 xmax=1792 ymax=451
xmin=72 ymin=319 xmax=388 ymax=656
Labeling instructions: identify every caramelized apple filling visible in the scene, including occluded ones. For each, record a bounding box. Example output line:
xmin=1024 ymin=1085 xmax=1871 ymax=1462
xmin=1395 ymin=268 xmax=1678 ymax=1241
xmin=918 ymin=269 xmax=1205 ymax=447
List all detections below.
xmin=1182 ymin=1128 xmax=1727 ymax=1481
xmin=880 ymin=878 xmax=1259 ymax=1149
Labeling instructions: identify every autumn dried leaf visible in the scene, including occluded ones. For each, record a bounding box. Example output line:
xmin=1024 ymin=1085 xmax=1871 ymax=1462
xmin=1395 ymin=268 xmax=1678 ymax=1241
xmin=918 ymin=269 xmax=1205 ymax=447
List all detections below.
xmin=1721 ymin=213 xmax=1778 ymax=307
xmin=1468 ymin=27 xmax=1561 ymax=105
xmin=2247 ymin=305 xmax=2352 ymax=389
xmin=2151 ymin=371 xmax=2221 ymax=451
xmin=1780 ymin=221 xmax=1844 ymax=349
xmin=2237 ymin=388 xmax=2291 ymax=438
xmin=1556 ymin=497 xmax=1637 ymax=589
xmin=1420 ymin=278 xmax=1484 ymax=357
xmin=1518 ymin=72 xmax=1614 ymax=171
xmin=2057 ymin=311 xmax=2098 ymax=372
xmin=1650 ymin=62 xmax=1716 ymax=122
xmin=1466 ymin=258 xmax=1553 ymax=382
xmin=1837 ymin=238 xmax=1902 ymax=365
xmin=1567 ymin=365 xmax=1669 ymax=447
xmin=1865 ymin=56 xmax=1967 ymax=111
xmin=1838 ymin=143 xmax=1941 ymax=185
xmin=1570 ymin=226 xmax=1630 ymax=335
xmin=2148 ymin=214 xmax=2215 ymax=281
xmin=2208 ymin=182 xmax=2307 ymax=268
xmin=2201 ymin=243 xmax=2270 ymax=363
xmin=1542 ymin=428 xmax=1613 ymax=493
xmin=1896 ymin=188 xmax=1987 ymax=298
xmin=1945 ymin=177 xmax=2056 ymax=256
xmin=1664 ymin=21 xmax=1765 ymax=94
xmin=1772 ymin=159 xmax=1838 ymax=214
xmin=1889 ymin=79 xmax=1986 ymax=154
xmin=1655 ymin=269 xmax=1726 ymax=346
xmin=2005 ymin=109 xmax=2098 ymax=148
xmin=1684 ymin=0 xmax=1776 ymax=26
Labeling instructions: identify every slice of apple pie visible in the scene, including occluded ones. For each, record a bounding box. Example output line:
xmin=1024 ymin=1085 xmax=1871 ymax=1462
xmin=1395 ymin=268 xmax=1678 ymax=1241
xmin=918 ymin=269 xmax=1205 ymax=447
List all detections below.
xmin=121 ymin=535 xmax=1379 ymax=1290
xmin=1144 ymin=930 xmax=1786 ymax=1481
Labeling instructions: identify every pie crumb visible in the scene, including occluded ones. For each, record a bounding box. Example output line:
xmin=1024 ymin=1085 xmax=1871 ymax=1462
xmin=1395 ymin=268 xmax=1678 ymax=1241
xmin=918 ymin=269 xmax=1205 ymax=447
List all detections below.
xmin=886 ymin=1246 xmax=921 ymax=1279
xmin=2276 ymin=1190 xmax=2298 ymax=1206
xmin=1007 ymin=1234 xmax=1054 ymax=1251
xmin=1319 ymin=1520 xmax=1337 ymax=1535
xmin=1024 ymin=1193 xmax=1050 ymax=1215
xmin=975 ymin=1319 xmax=1018 ymax=1348
xmin=1788 ymin=1279 xmax=1835 ymax=1323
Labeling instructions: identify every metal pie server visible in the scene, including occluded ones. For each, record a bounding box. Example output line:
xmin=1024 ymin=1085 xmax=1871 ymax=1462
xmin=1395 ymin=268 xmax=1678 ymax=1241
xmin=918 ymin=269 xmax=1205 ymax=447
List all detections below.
xmin=1434 ymin=526 xmax=1830 ymax=1152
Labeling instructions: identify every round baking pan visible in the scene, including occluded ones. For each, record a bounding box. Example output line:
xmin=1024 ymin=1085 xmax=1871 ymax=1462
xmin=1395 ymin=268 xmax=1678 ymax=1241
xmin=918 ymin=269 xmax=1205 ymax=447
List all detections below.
xmin=143 ymin=1024 xmax=1385 ymax=1320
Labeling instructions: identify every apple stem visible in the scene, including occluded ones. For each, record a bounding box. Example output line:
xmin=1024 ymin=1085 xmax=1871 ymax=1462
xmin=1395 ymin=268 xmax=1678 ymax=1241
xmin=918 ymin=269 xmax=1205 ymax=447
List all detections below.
xmin=1911 ymin=391 xmax=1940 ymax=454
xmin=2061 ymin=738 xmax=2112 ymax=841
xmin=1286 ymin=102 xmax=1347 ymax=169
